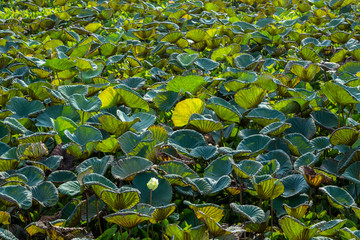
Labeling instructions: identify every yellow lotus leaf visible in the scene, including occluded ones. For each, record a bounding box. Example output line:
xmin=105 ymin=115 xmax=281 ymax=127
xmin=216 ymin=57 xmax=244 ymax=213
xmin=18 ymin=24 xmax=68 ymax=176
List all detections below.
xmin=171 ymin=98 xmax=205 ymax=127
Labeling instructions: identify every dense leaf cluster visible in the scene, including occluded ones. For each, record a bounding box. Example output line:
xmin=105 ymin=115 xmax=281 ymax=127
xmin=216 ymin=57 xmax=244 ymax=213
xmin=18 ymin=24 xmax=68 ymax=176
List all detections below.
xmin=0 ymin=0 xmax=360 ymax=239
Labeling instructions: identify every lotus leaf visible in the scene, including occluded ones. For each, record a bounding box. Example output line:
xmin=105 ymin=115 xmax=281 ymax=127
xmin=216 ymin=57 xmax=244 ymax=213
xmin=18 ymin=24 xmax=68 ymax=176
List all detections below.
xmin=100 ymin=187 xmax=140 ymax=212
xmin=0 ymin=185 xmax=32 ymax=209
xmin=230 ymin=203 xmax=266 ymax=223
xmin=171 ymin=98 xmax=205 ymax=127
xmin=281 ymin=174 xmax=309 ymax=198
xmin=111 ymin=156 xmax=153 ymax=181
xmin=279 ymin=215 xmax=319 ymax=240
xmin=320 ymin=185 xmax=355 ymax=209
xmin=282 ymin=201 xmax=312 ymax=219
xmin=104 ymin=210 xmax=150 ymax=229
xmin=165 ymin=224 xmax=209 ymax=240
xmin=253 ymin=176 xmax=284 ymax=200
xmin=133 ymin=172 xmax=172 ymax=206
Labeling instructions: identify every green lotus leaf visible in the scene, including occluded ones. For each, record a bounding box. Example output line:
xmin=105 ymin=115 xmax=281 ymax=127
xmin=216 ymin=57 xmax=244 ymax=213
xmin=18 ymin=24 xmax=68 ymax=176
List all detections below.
xmin=329 ymin=127 xmax=359 ymax=146
xmin=99 ymin=43 xmax=117 ymax=57
xmin=44 ymin=58 xmax=76 ymax=71
xmin=234 ymin=54 xmax=260 ymax=69
xmin=0 ymin=143 xmax=10 ymax=156
xmin=337 ymin=148 xmax=360 ymax=173
xmin=321 ymin=82 xmax=359 ymax=106
xmin=121 ymin=112 xmax=156 ymax=133
xmin=285 ymin=117 xmax=316 ymax=139
xmin=0 ymin=211 xmax=10 ymax=225
xmin=117 ymin=131 xmax=152 ymax=155
xmin=64 ymin=125 xmax=102 ymax=148
xmin=81 ymin=195 xmax=105 ymax=223
xmin=36 ymin=105 xmax=80 ymax=127
xmin=3 ymin=117 xmax=29 ymax=134
xmin=17 ymin=166 xmax=44 ymax=187
xmin=52 ymin=116 xmax=78 ymax=143
xmin=113 ymin=84 xmax=149 ymax=111
xmin=17 ymin=142 xmax=49 ymax=161
xmin=236 ymin=134 xmax=272 ymax=157
xmin=223 ymin=72 xmax=258 ymax=92
xmin=58 ymin=181 xmax=81 ymax=196
xmin=352 ymin=205 xmax=360 ymax=220
xmin=232 ymin=159 xmax=263 ymax=179
xmin=343 ymin=161 xmax=360 ymax=184
xmin=74 ymin=58 xmax=96 ymax=72
xmin=31 ymin=181 xmax=58 ymax=207
xmin=204 ymin=155 xmax=232 ymax=180
xmin=190 ymin=146 xmax=218 ymax=161
xmin=196 ymin=211 xmax=233 ymax=237
xmin=153 ymin=91 xmax=179 ymax=112
xmin=0 ymin=228 xmax=18 ymax=240
xmin=331 ymin=31 xmax=351 ymax=44
xmin=247 ymin=108 xmax=286 ymax=127
xmin=0 ymin=122 xmax=10 ymax=144
xmin=5 ymin=97 xmax=45 ymax=119
xmin=0 ymin=110 xmax=13 ymax=120
xmin=96 ymin=137 xmax=120 ymax=154
xmin=320 ymin=185 xmax=355 ymax=209
xmin=132 ymin=172 xmax=172 ymax=206
xmin=284 ymin=133 xmax=314 ymax=156
xmin=281 ymin=174 xmax=309 ymax=198
xmin=132 ymin=27 xmax=156 ymax=40
xmin=203 ymin=176 xmax=231 ymax=194
xmin=161 ymin=32 xmax=183 ymax=43
xmin=69 ymin=94 xmax=102 ymax=112
xmin=165 ymin=224 xmax=209 ymax=240
xmin=188 ymin=113 xmax=223 ymax=133
xmin=1 ymin=173 xmax=28 ymax=187
xmin=81 ymin=63 xmax=103 ymax=80
xmin=339 ymin=228 xmax=360 ymax=240
xmin=253 ymin=176 xmax=284 ymax=200
xmin=294 ymin=153 xmax=319 ymax=170
xmin=184 ymin=177 xmax=212 ymax=195
xmin=169 ymin=129 xmax=207 ymax=150
xmin=149 ymin=203 xmax=176 ymax=224
xmin=279 ymin=215 xmax=319 ymax=240
xmin=48 ymin=170 xmax=77 ymax=184
xmin=299 ymin=47 xmax=321 ymax=63
xmin=167 ymin=75 xmax=206 ymax=94
xmin=16 ymin=132 xmax=56 ymax=145
xmin=260 ymin=122 xmax=292 ymax=137
xmin=159 ymin=160 xmax=198 ymax=179
xmin=272 ymin=98 xmax=303 ymax=115
xmin=206 ymin=97 xmax=242 ymax=123
xmin=76 ymin=155 xmax=113 ymax=176
xmin=195 ymin=58 xmax=220 ymax=72
xmin=230 ymin=203 xmax=266 ymax=223
xmin=62 ymin=199 xmax=85 ymax=227
xmin=100 ymin=187 xmax=140 ymax=212
xmin=311 ymin=137 xmax=331 ymax=152
xmin=185 ymin=29 xmax=209 ymax=42
xmin=83 ymin=173 xmax=117 ymax=197
xmin=27 ymin=155 xmax=62 ymax=172
xmin=290 ymin=63 xmax=320 ymax=82
xmin=104 ymin=211 xmax=150 ymax=229
xmin=318 ymin=219 xmax=346 ymax=237
xmin=258 ymin=159 xmax=280 ymax=176
xmin=176 ymin=53 xmax=198 ymax=67
xmin=57 ymin=85 xmax=88 ymax=100
xmin=282 ymin=201 xmax=312 ymax=219
xmin=111 ymin=156 xmax=153 ymax=181
xmin=234 ymin=86 xmax=266 ymax=109
xmin=98 ymin=86 xmax=118 ymax=109
xmin=0 ymin=185 xmax=32 ymax=209
xmin=184 ymin=200 xmax=224 ymax=222
xmin=98 ymin=114 xmax=139 ymax=137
